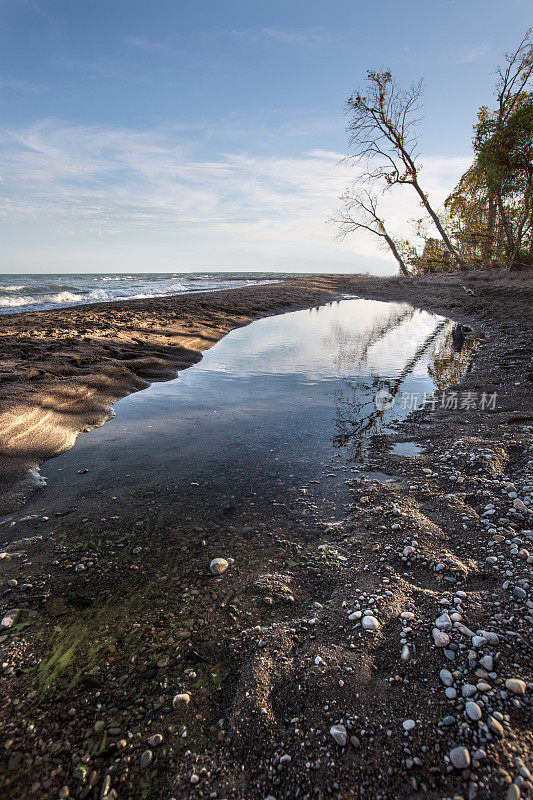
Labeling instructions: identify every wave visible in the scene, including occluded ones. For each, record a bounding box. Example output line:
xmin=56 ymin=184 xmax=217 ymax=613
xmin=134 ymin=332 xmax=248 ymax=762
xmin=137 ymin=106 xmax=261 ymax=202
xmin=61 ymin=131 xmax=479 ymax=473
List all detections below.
xmin=0 ymin=289 xmax=109 ymax=308
xmin=0 ymin=296 xmax=34 ymax=307
xmin=2 ymin=284 xmax=26 ymax=291
xmin=100 ymin=275 xmax=136 ymax=281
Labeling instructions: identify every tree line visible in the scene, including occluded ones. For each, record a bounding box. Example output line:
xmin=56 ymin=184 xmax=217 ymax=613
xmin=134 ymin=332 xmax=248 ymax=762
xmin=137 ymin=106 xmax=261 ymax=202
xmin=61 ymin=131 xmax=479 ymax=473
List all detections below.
xmin=333 ymin=31 xmax=533 ymax=274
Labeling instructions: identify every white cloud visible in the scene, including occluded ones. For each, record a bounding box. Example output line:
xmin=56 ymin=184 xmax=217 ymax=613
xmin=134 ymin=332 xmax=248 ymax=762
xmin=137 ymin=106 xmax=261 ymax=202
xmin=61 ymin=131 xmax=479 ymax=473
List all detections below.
xmin=0 ymin=119 xmax=471 ymax=273
xmin=445 ymin=44 xmax=490 ymax=64
xmin=228 ymin=26 xmax=333 ymax=46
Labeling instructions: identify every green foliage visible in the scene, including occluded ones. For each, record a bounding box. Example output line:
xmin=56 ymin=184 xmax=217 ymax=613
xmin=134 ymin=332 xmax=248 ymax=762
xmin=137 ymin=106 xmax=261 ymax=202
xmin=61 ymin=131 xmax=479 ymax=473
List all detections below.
xmin=413 ymin=32 xmax=533 ymax=273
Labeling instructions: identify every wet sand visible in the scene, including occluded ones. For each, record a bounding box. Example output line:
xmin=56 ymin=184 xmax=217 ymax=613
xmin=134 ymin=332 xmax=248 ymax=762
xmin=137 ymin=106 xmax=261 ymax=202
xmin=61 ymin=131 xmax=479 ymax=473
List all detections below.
xmin=0 ymin=270 xmax=532 ymax=800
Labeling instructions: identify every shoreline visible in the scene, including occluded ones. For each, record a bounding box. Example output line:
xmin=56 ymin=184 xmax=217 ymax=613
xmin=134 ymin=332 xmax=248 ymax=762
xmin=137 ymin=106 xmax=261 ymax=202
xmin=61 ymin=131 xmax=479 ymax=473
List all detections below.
xmin=1 ymin=270 xmax=532 ymax=516
xmin=1 ymin=270 xmax=532 ymax=800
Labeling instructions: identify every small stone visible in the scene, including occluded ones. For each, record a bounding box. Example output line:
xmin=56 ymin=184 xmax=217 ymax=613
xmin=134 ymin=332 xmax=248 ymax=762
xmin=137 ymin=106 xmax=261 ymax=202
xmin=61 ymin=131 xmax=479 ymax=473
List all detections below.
xmin=445 ymin=687 xmax=457 ymax=699
xmin=462 ymin=684 xmax=477 ymax=698
xmin=330 ymin=724 xmax=347 ymax=746
xmin=173 ymin=693 xmax=191 ymax=708
xmin=505 ymin=678 xmax=526 ymax=696
xmin=488 ymin=716 xmax=504 ymax=736
xmin=506 ymin=785 xmax=521 ymax=800
xmin=402 ymin=719 xmax=416 ymax=731
xmin=440 ymin=669 xmax=453 ymax=687
xmin=479 ymin=655 xmax=493 ymax=671
xmin=441 ymin=716 xmax=456 ymax=727
xmin=465 ymin=702 xmax=482 ymax=722
xmin=432 ymin=628 xmax=450 ymax=647
xmin=0 ymin=614 xmax=17 ymax=630
xmin=477 ymin=630 xmax=499 ymax=645
xmin=435 ymin=613 xmax=452 ymax=631
xmin=140 ymin=750 xmax=153 ymax=769
xmin=147 ymin=734 xmax=163 ymax=747
xmin=361 ymin=615 xmax=379 ymax=631
xmin=449 ymin=746 xmax=471 ymax=770
xmin=210 ymin=558 xmax=228 ymax=575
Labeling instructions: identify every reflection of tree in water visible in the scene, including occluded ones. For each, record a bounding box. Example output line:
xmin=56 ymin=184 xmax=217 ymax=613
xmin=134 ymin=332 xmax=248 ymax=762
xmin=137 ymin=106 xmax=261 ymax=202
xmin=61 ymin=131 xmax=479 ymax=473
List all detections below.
xmin=323 ymin=304 xmax=416 ymax=373
xmin=427 ymin=329 xmax=482 ymax=389
xmin=332 ymin=319 xmax=449 ymax=463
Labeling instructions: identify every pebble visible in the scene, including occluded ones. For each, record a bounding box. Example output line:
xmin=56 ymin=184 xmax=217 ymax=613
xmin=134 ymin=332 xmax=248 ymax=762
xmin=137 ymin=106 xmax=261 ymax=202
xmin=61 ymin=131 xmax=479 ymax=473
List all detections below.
xmin=435 ymin=612 xmax=452 ymax=631
xmin=478 ymin=630 xmax=499 ymax=645
xmin=147 ymin=734 xmax=163 ymax=747
xmin=505 ymin=678 xmax=526 ymax=696
xmin=140 ymin=750 xmax=153 ymax=769
xmin=173 ymin=693 xmax=191 ymax=708
xmin=488 ymin=716 xmax=504 ymax=736
xmin=449 ymin=746 xmax=471 ymax=770
xmin=462 ymin=684 xmax=477 ymax=698
xmin=361 ymin=615 xmax=379 ymax=631
xmin=479 ymin=655 xmax=493 ymax=671
xmin=465 ymin=702 xmax=482 ymax=722
xmin=432 ymin=628 xmax=450 ymax=647
xmin=506 ymin=785 xmax=521 ymax=800
xmin=440 ymin=669 xmax=453 ymax=687
xmin=210 ymin=558 xmax=229 ymax=575
xmin=400 ymin=644 xmax=411 ymax=661
xmin=402 ymin=719 xmax=416 ymax=731
xmin=330 ymin=724 xmax=347 ymax=746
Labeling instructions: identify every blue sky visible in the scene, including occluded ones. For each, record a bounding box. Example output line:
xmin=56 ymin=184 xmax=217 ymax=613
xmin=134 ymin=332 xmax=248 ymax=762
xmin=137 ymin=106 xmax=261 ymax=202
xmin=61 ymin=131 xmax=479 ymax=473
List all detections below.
xmin=0 ymin=0 xmax=531 ymax=274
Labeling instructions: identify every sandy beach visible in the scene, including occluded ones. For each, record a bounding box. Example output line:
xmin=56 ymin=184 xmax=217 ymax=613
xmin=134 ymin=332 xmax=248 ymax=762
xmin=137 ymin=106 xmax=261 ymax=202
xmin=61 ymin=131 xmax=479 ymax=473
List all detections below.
xmin=1 ymin=271 xmax=532 ymax=800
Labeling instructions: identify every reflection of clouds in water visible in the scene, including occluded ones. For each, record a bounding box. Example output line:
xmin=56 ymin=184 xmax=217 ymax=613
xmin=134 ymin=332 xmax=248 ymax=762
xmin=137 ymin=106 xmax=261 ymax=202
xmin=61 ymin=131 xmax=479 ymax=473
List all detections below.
xmin=323 ymin=304 xmax=415 ymax=373
xmin=196 ymin=299 xmax=446 ymax=382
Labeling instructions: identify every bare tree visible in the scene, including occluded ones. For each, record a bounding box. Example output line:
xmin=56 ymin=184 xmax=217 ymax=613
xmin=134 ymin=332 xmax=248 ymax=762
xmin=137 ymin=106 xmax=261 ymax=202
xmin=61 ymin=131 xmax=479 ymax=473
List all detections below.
xmin=345 ymin=70 xmax=463 ymax=268
xmin=331 ymin=188 xmax=410 ymax=276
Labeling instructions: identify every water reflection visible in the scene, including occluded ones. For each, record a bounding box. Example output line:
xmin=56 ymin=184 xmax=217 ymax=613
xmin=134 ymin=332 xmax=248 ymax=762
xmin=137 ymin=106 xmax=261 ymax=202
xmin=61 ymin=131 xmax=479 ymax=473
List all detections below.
xmin=428 ymin=325 xmax=484 ymax=389
xmin=17 ymin=299 xmax=476 ymax=520
xmin=330 ymin=317 xmax=478 ymax=462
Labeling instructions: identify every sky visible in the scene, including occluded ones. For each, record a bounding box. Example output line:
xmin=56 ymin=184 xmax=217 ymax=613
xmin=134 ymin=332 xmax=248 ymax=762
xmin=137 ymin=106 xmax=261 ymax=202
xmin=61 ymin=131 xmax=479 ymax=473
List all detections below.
xmin=0 ymin=1 xmax=531 ymax=275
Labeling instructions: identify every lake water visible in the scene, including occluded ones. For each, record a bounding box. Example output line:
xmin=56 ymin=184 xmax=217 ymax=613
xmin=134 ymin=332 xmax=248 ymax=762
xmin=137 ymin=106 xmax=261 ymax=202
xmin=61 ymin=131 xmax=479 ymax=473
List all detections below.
xmin=0 ymin=272 xmax=279 ymax=315
xmin=11 ymin=298 xmax=470 ymax=529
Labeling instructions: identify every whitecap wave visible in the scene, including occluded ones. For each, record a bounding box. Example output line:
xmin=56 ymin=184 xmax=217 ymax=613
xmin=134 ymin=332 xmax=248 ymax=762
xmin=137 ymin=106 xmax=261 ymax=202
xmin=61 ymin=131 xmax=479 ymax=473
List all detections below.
xmin=2 ymin=284 xmax=26 ymax=291
xmin=0 ymin=290 xmax=108 ymax=308
xmin=45 ymin=291 xmax=86 ymax=303
xmin=0 ymin=295 xmax=35 ymax=307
